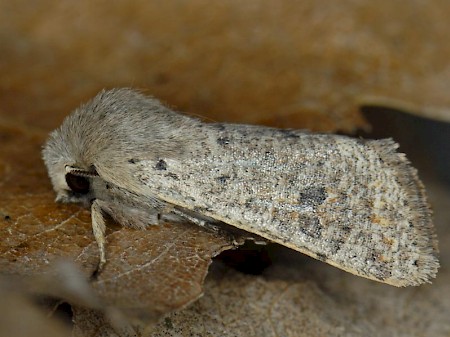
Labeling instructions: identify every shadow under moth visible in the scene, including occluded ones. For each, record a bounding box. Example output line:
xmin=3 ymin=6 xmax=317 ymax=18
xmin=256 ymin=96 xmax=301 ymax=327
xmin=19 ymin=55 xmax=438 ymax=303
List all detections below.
xmin=42 ymin=88 xmax=439 ymax=287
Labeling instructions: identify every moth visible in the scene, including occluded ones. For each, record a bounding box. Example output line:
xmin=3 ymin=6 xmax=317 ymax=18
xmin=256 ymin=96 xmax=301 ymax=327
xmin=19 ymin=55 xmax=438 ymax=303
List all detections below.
xmin=42 ymin=88 xmax=439 ymax=287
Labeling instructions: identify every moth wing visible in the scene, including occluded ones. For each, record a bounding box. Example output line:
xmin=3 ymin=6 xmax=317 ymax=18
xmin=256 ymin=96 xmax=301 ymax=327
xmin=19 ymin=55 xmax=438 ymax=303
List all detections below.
xmin=111 ymin=125 xmax=438 ymax=286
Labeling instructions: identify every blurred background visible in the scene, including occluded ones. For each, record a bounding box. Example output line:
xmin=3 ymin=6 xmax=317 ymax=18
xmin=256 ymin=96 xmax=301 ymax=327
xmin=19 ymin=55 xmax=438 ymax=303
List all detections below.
xmin=1 ymin=1 xmax=449 ymax=132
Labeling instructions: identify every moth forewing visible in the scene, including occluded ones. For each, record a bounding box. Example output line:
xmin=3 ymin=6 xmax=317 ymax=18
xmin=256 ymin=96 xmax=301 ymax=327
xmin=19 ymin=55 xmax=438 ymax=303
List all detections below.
xmin=134 ymin=124 xmax=438 ymax=287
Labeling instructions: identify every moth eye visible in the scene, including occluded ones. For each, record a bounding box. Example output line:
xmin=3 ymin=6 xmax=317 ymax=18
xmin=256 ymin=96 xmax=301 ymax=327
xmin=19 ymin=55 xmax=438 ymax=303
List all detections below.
xmin=65 ymin=173 xmax=90 ymax=194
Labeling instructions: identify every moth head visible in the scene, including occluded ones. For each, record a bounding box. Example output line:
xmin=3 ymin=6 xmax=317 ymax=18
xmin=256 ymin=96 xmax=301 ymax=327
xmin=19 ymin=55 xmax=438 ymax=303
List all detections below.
xmin=55 ymin=165 xmax=98 ymax=206
xmin=42 ymin=132 xmax=96 ymax=206
xmin=43 ymin=88 xmax=199 ymax=205
xmin=42 ymin=108 xmax=99 ymax=205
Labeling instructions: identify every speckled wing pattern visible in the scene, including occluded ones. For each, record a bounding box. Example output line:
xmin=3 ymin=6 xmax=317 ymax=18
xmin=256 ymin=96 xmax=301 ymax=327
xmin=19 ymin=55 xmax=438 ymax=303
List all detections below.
xmin=137 ymin=124 xmax=438 ymax=287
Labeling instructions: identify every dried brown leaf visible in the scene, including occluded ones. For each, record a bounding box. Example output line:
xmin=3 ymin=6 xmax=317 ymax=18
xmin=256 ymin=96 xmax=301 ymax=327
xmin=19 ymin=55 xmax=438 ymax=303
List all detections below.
xmin=0 ymin=122 xmax=235 ymax=328
xmin=0 ymin=125 xmax=93 ymax=275
xmin=77 ymin=224 xmax=236 ymax=321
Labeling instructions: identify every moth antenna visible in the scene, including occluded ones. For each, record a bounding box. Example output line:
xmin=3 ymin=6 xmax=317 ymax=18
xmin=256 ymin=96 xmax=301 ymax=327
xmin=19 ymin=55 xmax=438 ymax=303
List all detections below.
xmin=65 ymin=165 xmax=99 ymax=177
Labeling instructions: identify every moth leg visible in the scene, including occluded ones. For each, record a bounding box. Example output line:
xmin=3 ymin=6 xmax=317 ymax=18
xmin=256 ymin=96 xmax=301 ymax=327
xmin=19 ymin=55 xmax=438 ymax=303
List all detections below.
xmin=171 ymin=208 xmax=265 ymax=247
xmin=91 ymin=200 xmax=107 ymax=273
xmin=171 ymin=208 xmax=220 ymax=232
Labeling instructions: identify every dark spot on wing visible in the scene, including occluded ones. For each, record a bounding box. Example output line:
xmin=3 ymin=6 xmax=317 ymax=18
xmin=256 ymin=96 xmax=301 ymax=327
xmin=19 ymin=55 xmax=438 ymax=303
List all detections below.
xmin=216 ymin=175 xmax=230 ymax=184
xmin=341 ymin=225 xmax=351 ymax=233
xmin=299 ymin=186 xmax=327 ymax=206
xmin=245 ymin=198 xmax=254 ymax=208
xmin=217 ymin=136 xmax=230 ymax=145
xmin=128 ymin=158 xmax=139 ymax=164
xmin=166 ymin=172 xmax=179 ymax=180
xmin=4 ymin=215 xmax=11 ymax=221
xmin=298 ymin=215 xmax=322 ymax=239
xmin=370 ymin=261 xmax=390 ymax=281
xmin=155 ymin=159 xmax=167 ymax=170
xmin=315 ymin=253 xmax=327 ymax=262
xmin=329 ymin=238 xmax=346 ymax=255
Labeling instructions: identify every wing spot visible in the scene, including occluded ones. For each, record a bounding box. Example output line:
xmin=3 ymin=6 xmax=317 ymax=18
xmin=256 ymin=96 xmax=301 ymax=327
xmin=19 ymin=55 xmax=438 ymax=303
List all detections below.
xmin=217 ymin=136 xmax=230 ymax=145
xmin=155 ymin=159 xmax=167 ymax=170
xmin=298 ymin=215 xmax=322 ymax=239
xmin=166 ymin=172 xmax=179 ymax=180
xmin=299 ymin=186 xmax=327 ymax=206
xmin=216 ymin=175 xmax=230 ymax=184
xmin=315 ymin=253 xmax=327 ymax=261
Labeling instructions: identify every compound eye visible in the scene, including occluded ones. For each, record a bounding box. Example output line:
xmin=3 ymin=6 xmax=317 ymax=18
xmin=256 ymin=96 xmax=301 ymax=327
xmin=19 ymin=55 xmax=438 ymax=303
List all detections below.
xmin=65 ymin=173 xmax=90 ymax=194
